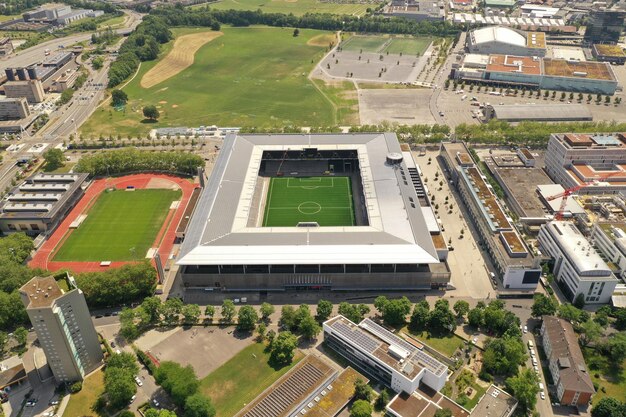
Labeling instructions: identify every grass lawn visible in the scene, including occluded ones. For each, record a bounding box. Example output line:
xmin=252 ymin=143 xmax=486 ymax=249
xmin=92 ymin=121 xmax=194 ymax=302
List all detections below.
xmin=404 ymin=328 xmax=463 ymax=358
xmin=195 ymin=0 xmax=370 ymax=16
xmin=382 ymin=37 xmax=432 ymax=55
xmin=97 ymin=15 xmax=125 ymax=29
xmin=81 ymin=26 xmax=355 ymax=137
xmin=63 ymin=369 xmax=104 ymax=417
xmin=43 ymin=162 xmax=75 ymax=173
xmin=0 ymin=14 xmax=21 ymax=22
xmin=53 ymin=189 xmax=180 ymax=261
xmin=200 ymin=343 xmax=303 ymax=417
xmin=341 ymin=35 xmax=389 ymax=53
xmin=263 ymin=176 xmax=355 ymax=227
xmin=583 ymin=347 xmax=626 ymax=402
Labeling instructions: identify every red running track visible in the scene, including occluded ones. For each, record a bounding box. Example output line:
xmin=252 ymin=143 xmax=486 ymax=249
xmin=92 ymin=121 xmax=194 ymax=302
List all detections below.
xmin=29 ymin=174 xmax=197 ymax=273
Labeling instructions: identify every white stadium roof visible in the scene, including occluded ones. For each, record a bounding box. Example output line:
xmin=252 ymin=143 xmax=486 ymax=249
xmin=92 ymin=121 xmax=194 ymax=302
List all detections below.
xmin=472 ymin=26 xmax=526 ymax=47
xmin=177 ymin=133 xmax=440 ymax=266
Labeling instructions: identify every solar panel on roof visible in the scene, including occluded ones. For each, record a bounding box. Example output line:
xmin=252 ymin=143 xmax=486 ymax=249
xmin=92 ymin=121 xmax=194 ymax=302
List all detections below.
xmin=332 ymin=321 xmax=381 ymax=353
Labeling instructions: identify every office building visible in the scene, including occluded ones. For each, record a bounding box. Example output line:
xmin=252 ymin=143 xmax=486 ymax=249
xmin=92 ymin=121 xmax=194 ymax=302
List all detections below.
xmin=323 ymin=316 xmax=448 ymax=393
xmin=466 ymin=26 xmax=547 ymax=57
xmin=0 ymin=173 xmax=88 ymax=235
xmin=538 ymin=221 xmax=618 ymax=304
xmin=440 ymin=142 xmax=541 ymax=290
xmin=545 ymin=133 xmax=626 ymax=194
xmin=19 ymin=275 xmax=103 ymax=382
xmin=584 ymin=9 xmax=626 ymax=44
xmin=3 ymin=80 xmax=45 ymax=103
xmin=177 ymin=133 xmax=450 ymax=293
xmin=0 ymin=98 xmax=30 ymax=121
xmin=540 ymin=316 xmax=595 ymax=406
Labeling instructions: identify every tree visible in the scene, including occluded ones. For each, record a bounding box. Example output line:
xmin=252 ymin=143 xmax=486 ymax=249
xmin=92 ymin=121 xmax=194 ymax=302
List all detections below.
xmin=453 ymin=300 xmax=470 ymax=319
xmin=185 ymin=393 xmax=216 ymax=417
xmin=338 ymin=302 xmax=366 ymax=324
xmin=260 ymin=302 xmax=275 ymax=321
xmin=145 ymin=410 xmax=178 ymax=417
xmin=374 ymin=296 xmax=389 ymax=315
xmin=221 ymin=299 xmax=236 ymax=323
xmin=428 ymin=299 xmax=455 ymax=334
xmin=281 ymin=305 xmax=297 ymax=330
xmin=379 ymin=297 xmax=412 ymax=325
xmin=591 ymin=397 xmax=626 ymax=417
xmin=270 ymin=331 xmax=298 ymax=365
xmin=14 ymin=326 xmax=27 ymax=346
xmin=182 ymin=304 xmax=201 ymax=325
xmin=160 ymin=298 xmax=183 ymax=326
xmin=316 ymin=300 xmax=333 ymax=322
xmin=141 ymin=296 xmax=162 ymax=324
xmin=558 ymin=303 xmax=583 ymax=324
xmin=434 ymin=410 xmax=452 ymax=417
xmin=0 ymin=331 xmax=7 ymax=354
xmin=294 ymin=304 xmax=312 ymax=329
xmin=608 ymin=332 xmax=626 ymax=362
xmin=506 ymin=369 xmax=539 ymax=413
xmin=120 ymin=308 xmax=140 ymax=341
xmin=155 ymin=361 xmax=200 ymax=408
xmin=375 ymin=389 xmax=390 ymax=410
xmin=410 ymin=301 xmax=430 ymax=331
xmin=107 ymin=352 xmax=139 ymax=375
xmin=615 ymin=308 xmax=626 ymax=331
xmin=574 ymin=293 xmax=586 ymax=309
xmin=237 ymin=305 xmax=259 ymax=331
xmin=111 ymin=89 xmax=128 ymax=107
xmin=580 ymin=319 xmax=602 ymax=346
xmin=353 ymin=378 xmax=373 ymax=402
xmin=143 ymin=105 xmax=160 ymax=120
xmin=531 ymin=293 xmax=557 ymax=317
xmin=293 ymin=28 xmax=300 ymax=37
xmin=482 ymin=336 xmax=525 ymax=376
xmin=105 ymin=367 xmax=136 ymax=409
xmin=350 ymin=400 xmax=372 ymax=417
xmin=299 ymin=315 xmax=321 ymax=340
xmin=205 ymin=305 xmax=216 ymax=322
xmin=43 ymin=148 xmax=65 ymax=170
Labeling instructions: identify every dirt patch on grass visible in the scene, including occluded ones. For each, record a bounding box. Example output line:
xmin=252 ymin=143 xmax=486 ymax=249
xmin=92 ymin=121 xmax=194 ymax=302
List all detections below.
xmin=141 ymin=31 xmax=224 ymax=89
xmin=307 ymin=33 xmax=335 ymax=47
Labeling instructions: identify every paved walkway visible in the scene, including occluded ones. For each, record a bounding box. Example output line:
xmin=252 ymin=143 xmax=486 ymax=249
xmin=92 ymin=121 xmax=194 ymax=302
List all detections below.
xmin=29 ymin=173 xmax=197 ymax=273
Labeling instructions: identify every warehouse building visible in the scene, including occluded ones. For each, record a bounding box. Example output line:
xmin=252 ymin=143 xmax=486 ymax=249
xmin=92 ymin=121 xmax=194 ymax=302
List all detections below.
xmin=440 ymin=142 xmax=541 ymax=290
xmin=541 ymin=316 xmax=595 ymax=406
xmin=0 ymin=173 xmax=88 ymax=235
xmin=383 ymin=0 xmax=445 ymax=21
xmin=178 ymin=133 xmax=451 ymax=293
xmin=0 ymin=98 xmax=30 ymax=120
xmin=538 ymin=221 xmax=618 ymax=304
xmin=466 ymin=26 xmax=547 ymax=57
xmin=483 ymin=104 xmax=592 ymax=122
xmin=545 ymin=132 xmax=626 ymax=194
xmin=323 ymin=316 xmax=448 ymax=393
xmin=453 ymin=13 xmax=567 ymax=29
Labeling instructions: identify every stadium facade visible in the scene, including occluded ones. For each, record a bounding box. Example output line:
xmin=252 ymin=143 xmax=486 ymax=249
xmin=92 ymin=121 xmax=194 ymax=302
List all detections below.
xmin=177 ymin=133 xmax=450 ymax=292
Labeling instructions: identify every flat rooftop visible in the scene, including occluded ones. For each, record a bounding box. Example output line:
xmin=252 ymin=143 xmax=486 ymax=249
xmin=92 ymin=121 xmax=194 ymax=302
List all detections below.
xmin=326 ymin=316 xmax=447 ymax=379
xmin=491 ymin=166 xmax=553 ymax=218
xmin=305 ymin=367 xmax=368 ymax=417
xmin=543 ymin=58 xmax=615 ymax=81
xmin=558 ymin=133 xmax=626 ymax=149
xmin=463 ymin=167 xmax=511 ymax=230
xmin=526 ymin=32 xmax=545 ymax=48
xmin=486 ymin=54 xmax=542 ymax=76
xmin=470 ymin=385 xmax=518 ymax=417
xmin=594 ymin=44 xmax=626 ymax=57
xmin=178 ymin=133 xmax=440 ymax=267
xmin=19 ymin=275 xmax=73 ymax=309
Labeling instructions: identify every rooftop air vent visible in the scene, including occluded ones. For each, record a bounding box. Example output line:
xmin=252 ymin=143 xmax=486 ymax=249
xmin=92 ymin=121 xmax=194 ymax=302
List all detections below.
xmin=386 ymin=152 xmax=403 ymax=165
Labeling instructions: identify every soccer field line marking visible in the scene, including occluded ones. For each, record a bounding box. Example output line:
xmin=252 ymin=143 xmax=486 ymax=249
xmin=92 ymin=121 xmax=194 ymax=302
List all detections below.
xmin=267 ymin=206 xmax=354 ymax=210
xmin=264 ymin=178 xmax=276 ymax=227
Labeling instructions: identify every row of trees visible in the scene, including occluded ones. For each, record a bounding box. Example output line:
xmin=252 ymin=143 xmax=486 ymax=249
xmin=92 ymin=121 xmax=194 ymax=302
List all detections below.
xmin=74 ymin=148 xmax=204 ymax=176
xmin=108 ymin=15 xmax=173 ymax=87
xmin=151 ymin=5 xmax=460 ymax=37
xmin=155 ymin=361 xmax=215 ymax=417
xmin=101 ymin=352 xmax=139 ymax=410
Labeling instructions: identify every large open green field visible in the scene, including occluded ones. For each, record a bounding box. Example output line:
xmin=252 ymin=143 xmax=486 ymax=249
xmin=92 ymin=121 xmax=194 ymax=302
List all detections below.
xmin=263 ymin=176 xmax=355 ymax=227
xmin=195 ymin=0 xmax=370 ymax=16
xmin=200 ymin=343 xmax=303 ymax=417
xmin=341 ymin=35 xmax=432 ymax=55
xmin=81 ymin=27 xmax=358 ymax=137
xmin=54 ymin=189 xmax=180 ymax=261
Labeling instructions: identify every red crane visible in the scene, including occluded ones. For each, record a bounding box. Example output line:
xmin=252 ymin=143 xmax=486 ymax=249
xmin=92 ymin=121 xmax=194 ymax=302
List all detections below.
xmin=546 ymin=169 xmax=625 ymax=220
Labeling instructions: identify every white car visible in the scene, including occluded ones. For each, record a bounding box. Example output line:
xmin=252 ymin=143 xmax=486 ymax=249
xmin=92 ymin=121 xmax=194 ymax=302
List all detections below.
xmin=153 ymin=399 xmax=160 ymax=408
xmin=523 ymin=325 xmax=528 ymax=334
xmin=540 ymin=392 xmax=545 ymax=400
xmin=533 ymin=365 xmax=539 ymax=373
xmin=129 ymin=395 xmax=136 ymax=404
xmin=134 ymin=376 xmax=143 ymax=387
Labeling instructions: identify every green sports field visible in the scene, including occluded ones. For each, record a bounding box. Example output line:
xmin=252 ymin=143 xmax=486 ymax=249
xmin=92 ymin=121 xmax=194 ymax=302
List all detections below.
xmin=53 ymin=189 xmax=181 ymax=262
xmin=263 ymin=177 xmax=355 ymax=227
xmin=198 ymin=0 xmax=370 ymax=16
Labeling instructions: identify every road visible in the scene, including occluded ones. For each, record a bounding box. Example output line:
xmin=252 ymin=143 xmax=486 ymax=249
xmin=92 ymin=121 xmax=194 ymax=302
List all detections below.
xmin=429 ymin=32 xmax=466 ymax=124
xmin=0 ymin=10 xmax=142 ymax=194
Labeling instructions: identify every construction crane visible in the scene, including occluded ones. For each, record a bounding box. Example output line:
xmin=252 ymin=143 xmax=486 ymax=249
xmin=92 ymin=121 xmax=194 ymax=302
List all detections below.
xmin=546 ymin=169 xmax=625 ymax=220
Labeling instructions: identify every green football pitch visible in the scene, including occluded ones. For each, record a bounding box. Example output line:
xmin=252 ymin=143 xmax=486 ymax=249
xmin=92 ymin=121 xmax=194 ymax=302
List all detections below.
xmin=54 ymin=189 xmax=181 ymax=262
xmin=263 ymin=177 xmax=356 ymax=227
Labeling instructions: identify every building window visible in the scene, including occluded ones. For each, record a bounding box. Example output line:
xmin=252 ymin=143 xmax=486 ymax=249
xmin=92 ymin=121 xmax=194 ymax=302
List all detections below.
xmin=7 ymin=224 xmax=16 ymax=231
xmin=18 ymin=224 xmax=27 ymax=231
xmin=30 ymin=224 xmax=40 ymax=230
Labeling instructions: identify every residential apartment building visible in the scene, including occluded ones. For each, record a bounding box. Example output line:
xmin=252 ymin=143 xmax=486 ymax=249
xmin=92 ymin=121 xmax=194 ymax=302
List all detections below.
xmin=0 ymin=98 xmax=29 ymax=120
xmin=440 ymin=142 xmax=541 ymax=290
xmin=538 ymin=221 xmax=618 ymax=304
xmin=545 ymin=132 xmax=626 ymax=194
xmin=540 ymin=316 xmax=595 ymax=406
xmin=323 ymin=316 xmax=448 ymax=393
xmin=19 ymin=275 xmax=103 ymax=382
xmin=3 ymin=80 xmax=45 ymax=103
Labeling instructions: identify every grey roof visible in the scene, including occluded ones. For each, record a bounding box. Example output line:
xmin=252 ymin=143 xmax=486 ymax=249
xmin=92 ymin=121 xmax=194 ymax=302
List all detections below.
xmin=490 ymin=104 xmax=592 ymax=121
xmin=542 ymin=221 xmax=616 ymax=279
xmin=178 ymin=133 xmax=439 ymax=266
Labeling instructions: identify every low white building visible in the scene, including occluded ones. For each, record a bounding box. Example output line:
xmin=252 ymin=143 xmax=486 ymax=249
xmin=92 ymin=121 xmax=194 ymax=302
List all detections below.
xmin=323 ymin=316 xmax=448 ymax=393
xmin=591 ymin=222 xmax=626 ymax=279
xmin=538 ymin=221 xmax=618 ymax=304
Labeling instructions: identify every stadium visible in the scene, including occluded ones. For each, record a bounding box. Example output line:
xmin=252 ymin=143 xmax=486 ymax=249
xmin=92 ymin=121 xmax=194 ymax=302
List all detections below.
xmin=177 ymin=133 xmax=451 ymax=292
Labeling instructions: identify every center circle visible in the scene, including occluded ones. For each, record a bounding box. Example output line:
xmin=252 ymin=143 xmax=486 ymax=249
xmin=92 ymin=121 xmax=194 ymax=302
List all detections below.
xmin=298 ymin=201 xmax=321 ymax=214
